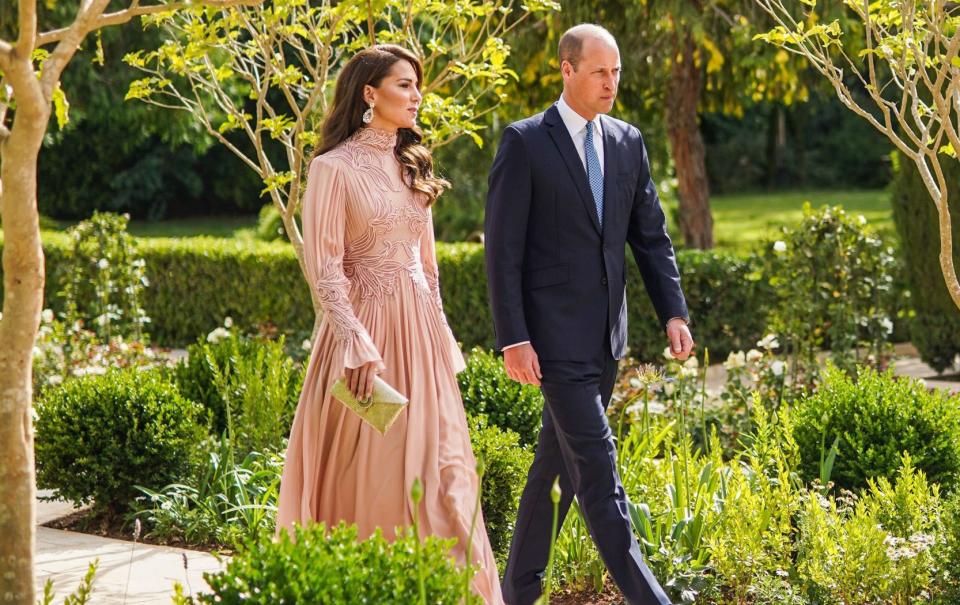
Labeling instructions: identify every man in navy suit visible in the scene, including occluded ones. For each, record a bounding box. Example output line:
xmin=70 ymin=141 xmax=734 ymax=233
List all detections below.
xmin=485 ymin=23 xmax=695 ymax=605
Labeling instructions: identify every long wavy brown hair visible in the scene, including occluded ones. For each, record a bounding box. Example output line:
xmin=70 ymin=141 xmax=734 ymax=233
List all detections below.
xmin=312 ymin=44 xmax=449 ymax=205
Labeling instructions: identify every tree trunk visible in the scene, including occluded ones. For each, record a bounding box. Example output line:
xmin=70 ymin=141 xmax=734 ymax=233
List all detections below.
xmin=665 ymin=31 xmax=714 ymax=250
xmin=0 ymin=54 xmax=50 ymax=605
xmin=765 ymin=103 xmax=789 ymax=189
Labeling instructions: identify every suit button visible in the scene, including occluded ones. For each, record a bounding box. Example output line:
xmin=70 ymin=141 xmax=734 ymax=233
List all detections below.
xmin=601 ymin=277 xmax=608 ymax=286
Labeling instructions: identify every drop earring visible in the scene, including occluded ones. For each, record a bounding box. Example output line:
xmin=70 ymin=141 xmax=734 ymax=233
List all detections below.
xmin=362 ymin=102 xmax=374 ymax=124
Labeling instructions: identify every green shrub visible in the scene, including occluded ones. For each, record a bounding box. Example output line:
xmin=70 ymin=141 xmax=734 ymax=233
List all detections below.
xmin=934 ymin=488 xmax=960 ymax=603
xmin=0 ymin=233 xmax=777 ymax=358
xmin=198 ymin=521 xmax=472 ymax=604
xmin=792 ymin=365 xmax=960 ymax=492
xmin=762 ymin=204 xmax=899 ymax=379
xmin=629 ymin=249 xmax=772 ymax=362
xmin=467 ymin=413 xmax=533 ymax=563
xmin=797 ymin=458 xmax=943 ymax=604
xmin=35 ymin=368 xmax=205 ymax=518
xmin=458 ymin=347 xmax=543 ymax=446
xmin=131 ymin=436 xmax=283 ymax=549
xmin=0 ymin=231 xmax=904 ymax=363
xmin=254 ymin=203 xmax=295 ymax=242
xmin=891 ymin=152 xmax=960 ymax=372
xmin=171 ymin=331 xmax=303 ymax=453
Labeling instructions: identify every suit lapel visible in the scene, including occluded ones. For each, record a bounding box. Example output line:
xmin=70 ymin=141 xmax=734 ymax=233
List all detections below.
xmin=600 ymin=115 xmax=619 ymax=240
xmin=545 ymin=105 xmax=602 ymax=235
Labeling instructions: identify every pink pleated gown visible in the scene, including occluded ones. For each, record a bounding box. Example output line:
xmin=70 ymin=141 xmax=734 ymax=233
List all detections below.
xmin=275 ymin=126 xmax=504 ymax=604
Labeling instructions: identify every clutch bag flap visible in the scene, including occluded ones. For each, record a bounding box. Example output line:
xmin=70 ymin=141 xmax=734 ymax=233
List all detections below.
xmin=330 ymin=375 xmax=408 ymax=436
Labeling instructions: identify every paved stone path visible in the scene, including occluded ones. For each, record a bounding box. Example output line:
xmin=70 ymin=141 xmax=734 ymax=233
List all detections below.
xmin=35 ymin=491 xmax=227 ymax=603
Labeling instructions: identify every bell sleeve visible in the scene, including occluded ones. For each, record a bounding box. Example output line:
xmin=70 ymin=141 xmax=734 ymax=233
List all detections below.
xmin=302 ymin=156 xmax=385 ymax=372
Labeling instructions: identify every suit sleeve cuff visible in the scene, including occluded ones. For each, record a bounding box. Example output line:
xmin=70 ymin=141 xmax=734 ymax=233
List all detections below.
xmin=501 ymin=340 xmax=531 ymax=351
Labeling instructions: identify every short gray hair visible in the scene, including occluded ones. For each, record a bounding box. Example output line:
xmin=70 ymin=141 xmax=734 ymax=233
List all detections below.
xmin=558 ymin=24 xmax=617 ymax=70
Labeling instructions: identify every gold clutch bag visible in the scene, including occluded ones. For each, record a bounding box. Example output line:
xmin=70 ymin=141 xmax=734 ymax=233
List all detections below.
xmin=330 ymin=375 xmax=408 ymax=436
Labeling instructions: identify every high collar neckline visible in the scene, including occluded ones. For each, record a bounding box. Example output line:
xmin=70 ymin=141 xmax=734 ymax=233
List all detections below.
xmin=351 ymin=126 xmax=398 ymax=151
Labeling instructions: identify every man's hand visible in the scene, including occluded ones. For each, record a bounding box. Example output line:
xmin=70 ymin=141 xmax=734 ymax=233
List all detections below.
xmin=345 ymin=360 xmax=382 ymax=400
xmin=503 ymin=343 xmax=542 ymax=386
xmin=666 ymin=318 xmax=695 ymax=361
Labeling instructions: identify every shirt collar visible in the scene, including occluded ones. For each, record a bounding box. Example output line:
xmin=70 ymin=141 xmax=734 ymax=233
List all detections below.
xmin=557 ymin=94 xmax=602 ymax=139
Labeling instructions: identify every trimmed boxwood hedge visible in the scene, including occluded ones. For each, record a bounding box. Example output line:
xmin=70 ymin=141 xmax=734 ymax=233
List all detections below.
xmin=0 ymin=232 xmax=805 ymax=361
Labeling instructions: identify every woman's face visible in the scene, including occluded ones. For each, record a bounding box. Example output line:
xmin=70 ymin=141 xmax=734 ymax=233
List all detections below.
xmin=364 ymin=60 xmax=422 ymax=131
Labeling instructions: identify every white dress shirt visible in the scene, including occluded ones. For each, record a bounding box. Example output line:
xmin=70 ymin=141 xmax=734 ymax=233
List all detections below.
xmin=556 ymin=93 xmax=604 ymax=175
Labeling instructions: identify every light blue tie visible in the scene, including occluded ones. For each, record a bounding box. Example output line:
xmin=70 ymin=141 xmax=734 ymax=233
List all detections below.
xmin=584 ymin=122 xmax=604 ymax=226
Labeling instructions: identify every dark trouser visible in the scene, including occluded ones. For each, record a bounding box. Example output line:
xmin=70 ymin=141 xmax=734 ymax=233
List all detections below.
xmin=500 ymin=346 xmax=671 ymax=605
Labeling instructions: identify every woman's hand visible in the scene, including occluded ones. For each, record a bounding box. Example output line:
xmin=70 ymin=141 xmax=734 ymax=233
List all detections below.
xmin=345 ymin=361 xmax=382 ymax=401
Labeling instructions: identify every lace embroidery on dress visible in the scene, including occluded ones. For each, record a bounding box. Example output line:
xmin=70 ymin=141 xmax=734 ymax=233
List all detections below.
xmin=344 ymin=187 xmax=432 ymax=305
xmin=315 ymin=258 xmax=368 ymax=343
xmin=321 ymin=128 xmax=444 ymax=316
xmin=326 ymin=128 xmax=402 ymax=194
xmin=405 ymin=241 xmax=432 ymax=300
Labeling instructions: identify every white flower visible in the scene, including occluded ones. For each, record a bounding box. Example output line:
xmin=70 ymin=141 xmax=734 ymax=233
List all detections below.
xmin=858 ymin=214 xmax=868 ymax=225
xmin=663 ymin=346 xmax=675 ymax=361
xmin=746 ymin=349 xmax=763 ymax=364
xmin=207 ymin=327 xmax=230 ymax=344
xmin=302 ymin=338 xmax=312 ymax=351
xmin=681 ymin=366 xmax=699 ymax=379
xmin=47 ymin=374 xmax=63 ymax=386
xmin=773 ymin=240 xmax=787 ymax=253
xmin=723 ymin=351 xmax=746 ymax=370
xmin=684 ymin=356 xmax=699 ymax=369
xmin=32 ymin=346 xmax=43 ymax=359
xmin=72 ymin=366 xmax=106 ymax=377
xmin=97 ymin=258 xmax=109 ymax=270
xmin=771 ymin=360 xmax=786 ymax=377
xmin=223 ymin=316 xmax=234 ymax=329
xmin=663 ymin=381 xmax=676 ymax=396
xmin=757 ymin=334 xmax=780 ymax=350
xmin=41 ymin=309 xmax=54 ymax=324
xmin=879 ymin=317 xmax=894 ymax=335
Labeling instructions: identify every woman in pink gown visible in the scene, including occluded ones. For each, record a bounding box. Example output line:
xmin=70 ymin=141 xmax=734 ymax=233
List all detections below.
xmin=274 ymin=44 xmax=505 ymax=604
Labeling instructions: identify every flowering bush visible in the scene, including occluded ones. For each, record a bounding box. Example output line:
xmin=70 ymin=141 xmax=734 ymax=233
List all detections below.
xmin=57 ymin=211 xmax=151 ymax=344
xmin=32 ymin=308 xmax=164 ymax=396
xmin=762 ymin=204 xmax=898 ymax=380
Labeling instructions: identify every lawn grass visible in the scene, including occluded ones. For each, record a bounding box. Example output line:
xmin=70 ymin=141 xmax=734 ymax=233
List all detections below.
xmin=38 ymin=215 xmax=258 ymax=239
xmin=26 ymin=188 xmax=895 ymax=252
xmin=688 ymin=188 xmax=895 ymax=252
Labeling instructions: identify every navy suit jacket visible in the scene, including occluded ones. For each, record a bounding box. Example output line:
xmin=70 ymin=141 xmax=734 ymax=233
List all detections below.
xmin=484 ymin=103 xmax=689 ymax=362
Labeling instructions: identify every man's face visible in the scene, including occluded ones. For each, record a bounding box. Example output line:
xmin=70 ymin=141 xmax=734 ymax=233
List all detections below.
xmin=562 ymin=36 xmax=621 ymax=119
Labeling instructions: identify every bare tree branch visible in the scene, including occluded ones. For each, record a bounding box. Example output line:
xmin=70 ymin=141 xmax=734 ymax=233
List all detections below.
xmin=0 ymin=40 xmax=13 ymax=70
xmin=15 ymin=0 xmax=37 ymax=58
xmin=40 ymin=0 xmax=111 ymax=98
xmin=35 ymin=0 xmax=262 ymax=48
